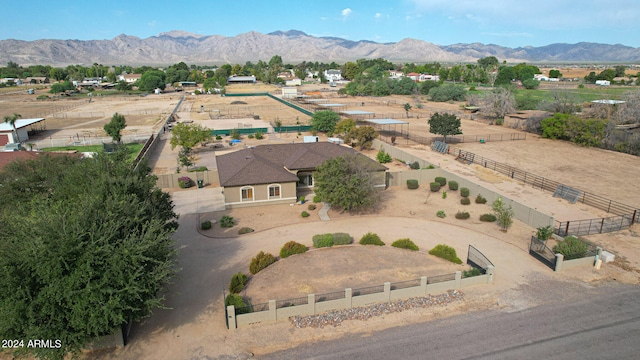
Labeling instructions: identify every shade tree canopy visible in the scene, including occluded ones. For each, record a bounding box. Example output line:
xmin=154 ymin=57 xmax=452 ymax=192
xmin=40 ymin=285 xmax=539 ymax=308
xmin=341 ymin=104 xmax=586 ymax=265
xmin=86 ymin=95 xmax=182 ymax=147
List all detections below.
xmin=311 ymin=110 xmax=341 ymax=133
xmin=428 ymin=112 xmax=462 ymax=143
xmin=103 ymin=112 xmax=127 ymax=143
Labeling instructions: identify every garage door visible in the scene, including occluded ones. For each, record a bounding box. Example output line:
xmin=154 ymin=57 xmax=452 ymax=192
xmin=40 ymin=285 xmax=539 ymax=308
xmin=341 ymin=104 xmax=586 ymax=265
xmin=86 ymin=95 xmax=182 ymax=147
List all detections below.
xmin=0 ymin=134 xmax=9 ymax=146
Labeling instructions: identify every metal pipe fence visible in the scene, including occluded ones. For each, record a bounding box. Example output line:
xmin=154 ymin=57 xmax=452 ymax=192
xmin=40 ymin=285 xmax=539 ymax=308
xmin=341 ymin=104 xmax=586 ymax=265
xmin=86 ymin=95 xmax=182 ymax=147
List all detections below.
xmin=352 ymin=284 xmax=385 ymax=297
xmin=276 ymin=296 xmax=309 ymax=309
xmin=316 ymin=290 xmax=346 ymax=303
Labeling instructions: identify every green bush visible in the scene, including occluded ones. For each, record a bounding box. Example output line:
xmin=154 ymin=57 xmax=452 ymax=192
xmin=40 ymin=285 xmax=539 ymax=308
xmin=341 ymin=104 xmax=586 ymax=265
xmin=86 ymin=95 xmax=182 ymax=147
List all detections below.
xmin=455 ymin=211 xmax=470 ymax=219
xmin=220 ymin=215 xmax=236 ymax=228
xmin=280 ymin=241 xmax=308 ymax=258
xmin=188 ymin=166 xmax=208 ymax=172
xmin=410 ymin=161 xmax=420 ymax=170
xmin=460 ymin=187 xmax=470 ymax=197
xmin=442 ymin=191 xmax=447 ymax=199
xmin=200 ymin=220 xmax=212 ymax=230
xmin=238 ymin=227 xmax=254 ymax=235
xmin=308 ymin=204 xmax=316 ymax=210
xmin=313 ymin=195 xmax=321 ymax=203
xmin=247 ymin=134 xmax=255 ymax=139
xmin=460 ymin=197 xmax=471 ymax=205
xmin=425 ymin=164 xmax=435 ymax=169
xmin=480 ymin=214 xmax=497 ymax=222
xmin=376 ymin=148 xmax=392 ymax=163
xmin=428 ymin=244 xmax=462 ymax=264
xmin=430 ymin=182 xmax=441 ymax=192
xmin=225 ymin=294 xmax=248 ymax=313
xmin=255 ymin=131 xmax=264 ymax=140
xmin=391 ymin=238 xmax=419 ymax=251
xmin=448 ymin=181 xmax=458 ymax=191
xmin=475 ymin=194 xmax=487 ymax=204
xmin=249 ymin=251 xmax=277 ymax=275
xmin=332 ymin=232 xmax=353 ymax=245
xmin=536 ymin=225 xmax=554 ymax=241
xmin=301 ymin=211 xmax=310 ymax=218
xmin=407 ymin=179 xmax=419 ymax=189
xmin=313 ymin=233 xmax=334 ymax=248
xmin=463 ymin=268 xmax=482 ymax=277
xmin=553 ymin=236 xmax=589 ymax=260
xmin=215 ymin=135 xmax=222 ymax=140
xmin=229 ymin=272 xmax=248 ymax=293
xmin=435 ymin=177 xmax=447 ymax=186
xmin=436 ymin=210 xmax=446 ymax=218
xmin=178 ymin=176 xmax=194 ymax=188
xmin=359 ymin=232 xmax=385 ymax=246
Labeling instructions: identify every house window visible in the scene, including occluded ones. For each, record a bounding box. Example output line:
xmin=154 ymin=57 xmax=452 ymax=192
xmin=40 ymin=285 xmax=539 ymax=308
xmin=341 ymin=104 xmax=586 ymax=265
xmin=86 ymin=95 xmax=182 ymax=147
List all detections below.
xmin=298 ymin=173 xmax=313 ymax=187
xmin=268 ymin=184 xmax=281 ymax=199
xmin=241 ymin=187 xmax=254 ymax=202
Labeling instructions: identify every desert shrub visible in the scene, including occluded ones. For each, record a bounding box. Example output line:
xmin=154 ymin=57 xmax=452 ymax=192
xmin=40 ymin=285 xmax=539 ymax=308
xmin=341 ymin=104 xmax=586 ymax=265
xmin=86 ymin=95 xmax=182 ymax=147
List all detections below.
xmin=442 ymin=191 xmax=447 ymax=199
xmin=460 ymin=187 xmax=470 ymax=197
xmin=475 ymin=194 xmax=487 ymax=204
xmin=280 ymin=241 xmax=308 ymax=258
xmin=255 ymin=131 xmax=264 ymax=140
xmin=436 ymin=210 xmax=446 ymax=218
xmin=535 ymin=225 xmax=554 ymax=241
xmin=36 ymin=94 xmax=50 ymax=100
xmin=220 ymin=215 xmax=236 ymax=228
xmin=376 ymin=148 xmax=392 ymax=163
xmin=480 ymin=214 xmax=497 ymax=222
xmin=407 ymin=179 xmax=419 ymax=189
xmin=313 ymin=195 xmax=321 ymax=203
xmin=460 ymin=197 xmax=471 ymax=205
xmin=553 ymin=236 xmax=589 ymax=260
xmin=332 ymin=232 xmax=353 ymax=245
xmin=178 ymin=176 xmax=194 ymax=188
xmin=430 ymin=182 xmax=441 ymax=192
xmin=215 ymin=135 xmax=222 ymax=140
xmin=428 ymin=244 xmax=463 ymax=264
xmin=425 ymin=164 xmax=435 ymax=169
xmin=308 ymin=204 xmax=316 ymax=210
xmin=410 ymin=161 xmax=420 ymax=170
xmin=247 ymin=133 xmax=255 ymax=139
xmin=455 ymin=211 xmax=470 ymax=219
xmin=188 ymin=166 xmax=208 ymax=172
xmin=200 ymin=220 xmax=212 ymax=230
xmin=435 ymin=177 xmax=447 ymax=186
xmin=359 ymin=232 xmax=385 ymax=246
xmin=228 ymin=272 xmax=248 ymax=293
xmin=249 ymin=251 xmax=277 ymax=275
xmin=238 ymin=227 xmax=254 ymax=235
xmin=463 ymin=268 xmax=482 ymax=277
xmin=301 ymin=211 xmax=310 ymax=218
xmin=225 ymin=294 xmax=248 ymax=313
xmin=392 ymin=238 xmax=419 ymax=251
xmin=313 ymin=233 xmax=334 ymax=248
xmin=448 ymin=181 xmax=459 ymax=191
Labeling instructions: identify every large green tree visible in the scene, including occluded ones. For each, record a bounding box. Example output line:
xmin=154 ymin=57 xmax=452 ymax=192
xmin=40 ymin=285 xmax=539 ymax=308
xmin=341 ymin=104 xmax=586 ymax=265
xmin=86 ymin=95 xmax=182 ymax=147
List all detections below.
xmin=346 ymin=126 xmax=379 ymax=150
xmin=169 ymin=123 xmax=212 ymax=168
xmin=0 ymin=151 xmax=178 ymax=359
xmin=313 ymin=154 xmax=382 ymax=212
xmin=104 ymin=112 xmax=127 ymax=143
xmin=428 ymin=112 xmax=462 ymax=143
xmin=136 ymin=70 xmax=166 ymax=92
xmin=311 ymin=110 xmax=341 ymax=133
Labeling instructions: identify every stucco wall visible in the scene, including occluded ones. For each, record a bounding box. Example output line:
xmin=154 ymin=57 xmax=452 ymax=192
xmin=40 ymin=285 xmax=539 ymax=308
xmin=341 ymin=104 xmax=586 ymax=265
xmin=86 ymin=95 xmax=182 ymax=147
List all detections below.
xmin=224 ymin=182 xmax=297 ymax=208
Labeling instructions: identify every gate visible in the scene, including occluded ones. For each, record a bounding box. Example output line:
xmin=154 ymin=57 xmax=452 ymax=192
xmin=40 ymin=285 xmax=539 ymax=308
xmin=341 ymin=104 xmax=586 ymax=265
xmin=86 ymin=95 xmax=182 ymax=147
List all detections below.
xmin=529 ymin=236 xmax=557 ymax=270
xmin=467 ymin=245 xmax=494 ymax=273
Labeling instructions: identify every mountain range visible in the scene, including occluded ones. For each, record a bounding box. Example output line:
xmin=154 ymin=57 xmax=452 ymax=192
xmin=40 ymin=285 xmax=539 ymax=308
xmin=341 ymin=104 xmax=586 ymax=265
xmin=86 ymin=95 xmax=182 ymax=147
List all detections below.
xmin=1 ymin=30 xmax=639 ymax=67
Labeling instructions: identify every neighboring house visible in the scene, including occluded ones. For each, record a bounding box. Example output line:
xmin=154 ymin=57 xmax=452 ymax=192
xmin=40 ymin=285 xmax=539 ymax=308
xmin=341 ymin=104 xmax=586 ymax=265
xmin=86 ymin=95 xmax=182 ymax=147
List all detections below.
xmin=118 ymin=74 xmax=141 ymax=84
xmin=306 ymin=70 xmax=319 ymax=78
xmin=388 ymin=70 xmax=404 ymax=79
xmin=323 ymin=69 xmax=342 ymax=81
xmin=534 ymin=74 xmax=549 ymax=81
xmin=0 ymin=118 xmax=46 ymax=146
xmin=25 ymin=76 xmax=49 ymax=84
xmin=420 ymin=74 xmax=440 ymax=82
xmin=595 ymin=80 xmax=610 ymax=86
xmin=285 ymin=78 xmax=302 ymax=86
xmin=216 ymin=142 xmax=387 ymax=208
xmin=227 ymin=75 xmax=256 ymax=84
xmin=406 ymin=72 xmax=420 ymax=81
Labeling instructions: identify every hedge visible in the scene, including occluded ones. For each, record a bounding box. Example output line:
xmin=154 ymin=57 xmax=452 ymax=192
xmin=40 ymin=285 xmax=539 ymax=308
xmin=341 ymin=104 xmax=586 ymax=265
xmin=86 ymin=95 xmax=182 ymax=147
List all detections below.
xmin=313 ymin=233 xmax=334 ymax=248
xmin=200 ymin=220 xmax=212 ymax=230
xmin=460 ymin=187 xmax=470 ymax=197
xmin=359 ymin=232 xmax=385 ymax=246
xmin=229 ymin=272 xmax=248 ymax=293
xmin=332 ymin=232 xmax=353 ymax=245
xmin=553 ymin=236 xmax=589 ymax=260
xmin=430 ymin=182 xmax=441 ymax=192
xmin=435 ymin=177 xmax=447 ymax=186
xmin=455 ymin=211 xmax=470 ymax=219
xmin=280 ymin=241 xmax=308 ymax=258
xmin=460 ymin=197 xmax=471 ymax=205
xmin=480 ymin=214 xmax=497 ymax=222
xmin=249 ymin=251 xmax=277 ymax=274
xmin=448 ymin=181 xmax=458 ymax=191
xmin=407 ymin=179 xmax=419 ymax=189
xmin=428 ymin=244 xmax=463 ymax=264
xmin=475 ymin=194 xmax=487 ymax=204
xmin=225 ymin=294 xmax=249 ymax=314
xmin=391 ymin=238 xmax=419 ymax=251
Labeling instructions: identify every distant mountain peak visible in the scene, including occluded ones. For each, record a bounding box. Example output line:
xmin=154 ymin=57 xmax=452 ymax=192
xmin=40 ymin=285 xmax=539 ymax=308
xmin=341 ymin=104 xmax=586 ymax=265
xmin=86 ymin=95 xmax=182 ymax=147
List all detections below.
xmin=158 ymin=30 xmax=204 ymax=39
xmin=267 ymin=30 xmax=308 ymax=37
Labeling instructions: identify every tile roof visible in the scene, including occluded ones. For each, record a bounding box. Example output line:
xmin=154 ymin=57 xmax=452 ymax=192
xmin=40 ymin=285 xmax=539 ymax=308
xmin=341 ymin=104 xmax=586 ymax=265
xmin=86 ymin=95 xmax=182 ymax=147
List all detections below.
xmin=216 ymin=142 xmax=386 ymax=187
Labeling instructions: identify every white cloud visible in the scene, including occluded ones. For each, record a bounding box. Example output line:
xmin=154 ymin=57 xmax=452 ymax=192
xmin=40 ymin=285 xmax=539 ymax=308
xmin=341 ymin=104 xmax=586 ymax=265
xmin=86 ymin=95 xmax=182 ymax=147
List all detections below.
xmin=341 ymin=8 xmax=352 ymax=17
xmin=375 ymin=12 xmax=382 ymax=19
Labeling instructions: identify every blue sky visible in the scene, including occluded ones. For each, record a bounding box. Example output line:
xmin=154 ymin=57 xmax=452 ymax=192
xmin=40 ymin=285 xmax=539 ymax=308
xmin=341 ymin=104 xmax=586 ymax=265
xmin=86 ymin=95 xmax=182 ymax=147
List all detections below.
xmin=3 ymin=0 xmax=639 ymax=48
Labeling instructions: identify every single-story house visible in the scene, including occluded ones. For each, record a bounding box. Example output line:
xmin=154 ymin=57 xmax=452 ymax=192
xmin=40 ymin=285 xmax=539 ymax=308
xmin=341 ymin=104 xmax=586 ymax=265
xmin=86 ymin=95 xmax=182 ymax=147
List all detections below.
xmin=216 ymin=142 xmax=387 ymax=208
xmin=118 ymin=74 xmax=142 ymax=83
xmin=25 ymin=76 xmax=49 ymax=84
xmin=323 ymin=69 xmax=342 ymax=81
xmin=0 ymin=118 xmax=46 ymax=146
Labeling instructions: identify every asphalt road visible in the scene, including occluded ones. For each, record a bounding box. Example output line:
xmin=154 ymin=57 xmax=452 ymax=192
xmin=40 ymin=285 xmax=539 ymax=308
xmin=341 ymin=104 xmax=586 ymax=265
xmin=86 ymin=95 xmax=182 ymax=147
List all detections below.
xmin=259 ymin=283 xmax=640 ymax=360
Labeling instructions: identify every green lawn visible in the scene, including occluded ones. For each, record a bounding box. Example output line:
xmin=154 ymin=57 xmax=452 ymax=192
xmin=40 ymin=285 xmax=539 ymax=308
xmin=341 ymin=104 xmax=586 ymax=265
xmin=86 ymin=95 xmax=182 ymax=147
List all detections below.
xmin=42 ymin=143 xmax=144 ymax=162
xmin=514 ymin=87 xmax=635 ymax=104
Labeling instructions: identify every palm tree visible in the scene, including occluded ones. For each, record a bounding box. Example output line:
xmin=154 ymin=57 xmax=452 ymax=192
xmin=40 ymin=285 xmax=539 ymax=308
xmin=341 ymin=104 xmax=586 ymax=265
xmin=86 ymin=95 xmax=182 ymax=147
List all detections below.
xmin=3 ymin=113 xmax=22 ymax=143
